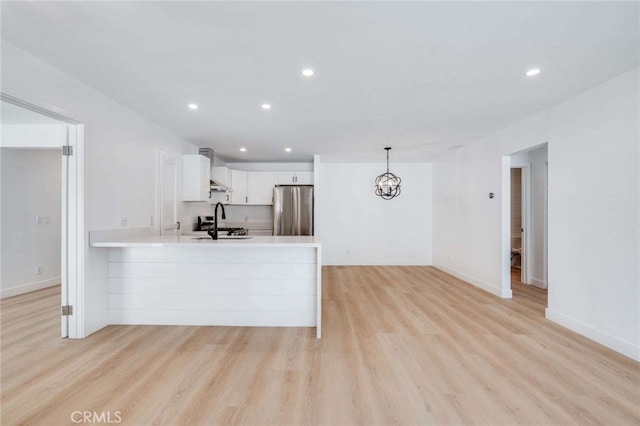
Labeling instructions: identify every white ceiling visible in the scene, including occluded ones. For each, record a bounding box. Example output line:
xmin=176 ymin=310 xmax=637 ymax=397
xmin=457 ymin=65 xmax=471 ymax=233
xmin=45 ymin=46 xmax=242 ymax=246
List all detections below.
xmin=1 ymin=2 xmax=638 ymax=162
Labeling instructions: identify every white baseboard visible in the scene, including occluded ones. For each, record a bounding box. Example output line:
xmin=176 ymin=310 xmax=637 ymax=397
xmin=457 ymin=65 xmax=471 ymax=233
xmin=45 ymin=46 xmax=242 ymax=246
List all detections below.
xmin=323 ymin=258 xmax=431 ymax=266
xmin=529 ymin=277 xmax=547 ymax=289
xmin=1 ymin=277 xmax=60 ymax=299
xmin=433 ymin=264 xmax=511 ymax=298
xmin=545 ymin=308 xmax=640 ymax=362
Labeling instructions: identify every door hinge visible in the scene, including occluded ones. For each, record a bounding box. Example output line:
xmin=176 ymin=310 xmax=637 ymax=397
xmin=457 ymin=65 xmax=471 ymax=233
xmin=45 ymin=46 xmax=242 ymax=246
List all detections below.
xmin=61 ymin=305 xmax=73 ymax=316
xmin=62 ymin=145 xmax=73 ymax=156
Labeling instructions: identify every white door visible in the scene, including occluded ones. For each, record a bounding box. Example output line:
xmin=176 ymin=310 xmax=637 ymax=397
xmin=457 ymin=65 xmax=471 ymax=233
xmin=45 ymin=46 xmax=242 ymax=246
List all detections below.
xmin=158 ymin=152 xmax=178 ymax=234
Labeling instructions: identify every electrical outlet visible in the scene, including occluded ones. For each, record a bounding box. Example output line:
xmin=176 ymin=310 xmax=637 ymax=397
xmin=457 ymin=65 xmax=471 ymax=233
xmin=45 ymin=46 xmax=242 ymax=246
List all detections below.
xmin=346 ymin=249 xmax=351 ymax=255
xmin=35 ymin=265 xmax=42 ymax=275
xmin=44 ymin=216 xmax=50 ymax=224
xmin=120 ymin=217 xmax=128 ymax=227
xmin=149 ymin=215 xmax=155 ymax=226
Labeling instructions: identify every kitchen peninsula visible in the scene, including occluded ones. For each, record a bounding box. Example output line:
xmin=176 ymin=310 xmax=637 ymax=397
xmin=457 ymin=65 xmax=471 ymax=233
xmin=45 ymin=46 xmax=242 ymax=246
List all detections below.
xmin=90 ymin=234 xmax=322 ymax=338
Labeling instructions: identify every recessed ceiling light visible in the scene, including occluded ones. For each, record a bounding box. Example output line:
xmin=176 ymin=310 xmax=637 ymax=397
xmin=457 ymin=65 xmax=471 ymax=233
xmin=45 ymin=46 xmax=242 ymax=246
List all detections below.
xmin=302 ymin=68 xmax=314 ymax=77
xmin=188 ymin=103 xmax=198 ymax=110
xmin=285 ymin=148 xmax=292 ymax=152
xmin=525 ymin=68 xmax=541 ymax=77
xmin=261 ymin=103 xmax=272 ymax=110
xmin=239 ymin=147 xmax=247 ymax=152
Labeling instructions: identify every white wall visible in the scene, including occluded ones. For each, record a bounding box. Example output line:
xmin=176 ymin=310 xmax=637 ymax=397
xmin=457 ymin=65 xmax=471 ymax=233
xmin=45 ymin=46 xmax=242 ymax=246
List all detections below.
xmin=1 ymin=149 xmax=61 ymax=298
xmin=433 ymin=68 xmax=639 ymax=360
xmin=1 ymin=41 xmax=199 ymax=336
xmin=432 ymin=139 xmax=506 ymax=296
xmin=1 ymin=124 xmax=67 ymax=148
xmin=317 ymin=162 xmax=432 ymax=265
xmin=511 ymin=145 xmax=548 ymax=288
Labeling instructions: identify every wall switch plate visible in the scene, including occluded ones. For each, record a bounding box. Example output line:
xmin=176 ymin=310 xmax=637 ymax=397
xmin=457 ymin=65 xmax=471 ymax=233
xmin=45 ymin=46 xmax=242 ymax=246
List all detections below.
xmin=44 ymin=216 xmax=50 ymax=224
xmin=35 ymin=265 xmax=42 ymax=275
xmin=35 ymin=216 xmax=42 ymax=225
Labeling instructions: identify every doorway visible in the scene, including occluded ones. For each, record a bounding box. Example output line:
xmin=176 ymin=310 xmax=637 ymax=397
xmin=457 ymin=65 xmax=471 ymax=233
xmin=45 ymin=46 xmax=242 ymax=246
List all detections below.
xmin=510 ymin=166 xmax=525 ymax=283
xmin=504 ymin=144 xmax=548 ymax=305
xmin=1 ymin=94 xmax=84 ymax=338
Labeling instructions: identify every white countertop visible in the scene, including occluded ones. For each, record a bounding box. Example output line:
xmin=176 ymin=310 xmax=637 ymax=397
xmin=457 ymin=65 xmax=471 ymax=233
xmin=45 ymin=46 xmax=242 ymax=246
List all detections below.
xmin=90 ymin=234 xmax=320 ymax=248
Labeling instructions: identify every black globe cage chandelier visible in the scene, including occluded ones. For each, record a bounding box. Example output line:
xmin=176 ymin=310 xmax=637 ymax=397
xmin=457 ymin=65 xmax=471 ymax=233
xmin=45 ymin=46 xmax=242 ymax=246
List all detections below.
xmin=375 ymin=147 xmax=401 ymax=200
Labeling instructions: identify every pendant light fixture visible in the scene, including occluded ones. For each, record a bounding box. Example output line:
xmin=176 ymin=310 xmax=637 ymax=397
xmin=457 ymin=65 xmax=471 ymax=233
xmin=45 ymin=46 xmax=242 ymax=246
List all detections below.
xmin=375 ymin=147 xmax=401 ymax=200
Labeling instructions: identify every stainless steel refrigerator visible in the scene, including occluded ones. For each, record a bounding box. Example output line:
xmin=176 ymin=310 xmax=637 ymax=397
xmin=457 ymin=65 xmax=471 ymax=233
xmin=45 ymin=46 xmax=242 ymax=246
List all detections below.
xmin=273 ymin=186 xmax=314 ymax=236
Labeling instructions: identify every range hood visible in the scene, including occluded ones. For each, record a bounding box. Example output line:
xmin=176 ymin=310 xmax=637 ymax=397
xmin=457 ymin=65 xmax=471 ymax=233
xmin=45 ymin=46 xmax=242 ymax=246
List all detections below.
xmin=199 ymin=148 xmax=232 ymax=192
xmin=209 ymin=180 xmax=231 ymax=192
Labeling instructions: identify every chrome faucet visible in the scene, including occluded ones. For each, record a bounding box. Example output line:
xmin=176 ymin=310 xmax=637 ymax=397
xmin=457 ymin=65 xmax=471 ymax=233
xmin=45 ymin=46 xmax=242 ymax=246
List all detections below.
xmin=208 ymin=202 xmax=226 ymax=240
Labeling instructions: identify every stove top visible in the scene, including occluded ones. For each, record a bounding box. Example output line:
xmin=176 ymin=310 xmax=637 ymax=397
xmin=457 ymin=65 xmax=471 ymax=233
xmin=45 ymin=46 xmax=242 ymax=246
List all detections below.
xmin=196 ymin=216 xmax=247 ymax=235
xmin=218 ymin=227 xmax=248 ymax=236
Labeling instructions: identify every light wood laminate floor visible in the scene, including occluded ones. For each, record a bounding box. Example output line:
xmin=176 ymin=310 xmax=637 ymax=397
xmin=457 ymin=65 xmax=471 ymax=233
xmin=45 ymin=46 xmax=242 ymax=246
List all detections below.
xmin=2 ymin=266 xmax=638 ymax=425
xmin=511 ymin=267 xmax=548 ymax=306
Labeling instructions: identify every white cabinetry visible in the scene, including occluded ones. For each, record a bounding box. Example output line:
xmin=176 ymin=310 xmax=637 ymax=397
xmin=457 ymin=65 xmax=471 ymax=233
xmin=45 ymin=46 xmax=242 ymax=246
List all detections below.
xmin=248 ymin=172 xmax=276 ymax=205
xmin=230 ymin=170 xmax=276 ymax=205
xmin=182 ymin=155 xmax=210 ymax=201
xmin=211 ymin=166 xmax=231 ymax=187
xmin=210 ymin=166 xmax=232 ymax=204
xmin=230 ymin=169 xmax=248 ymax=204
xmin=277 ymin=171 xmax=313 ymax=185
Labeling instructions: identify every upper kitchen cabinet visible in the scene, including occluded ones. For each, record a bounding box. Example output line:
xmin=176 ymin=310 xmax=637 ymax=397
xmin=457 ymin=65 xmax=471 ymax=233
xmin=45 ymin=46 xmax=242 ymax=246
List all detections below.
xmin=230 ymin=170 xmax=276 ymax=205
xmin=211 ymin=166 xmax=231 ymax=188
xmin=248 ymin=172 xmax=276 ymax=204
xmin=182 ymin=154 xmax=210 ymax=201
xmin=229 ymin=169 xmax=248 ymax=204
xmin=277 ymin=171 xmax=313 ymax=185
xmin=210 ymin=166 xmax=232 ymax=204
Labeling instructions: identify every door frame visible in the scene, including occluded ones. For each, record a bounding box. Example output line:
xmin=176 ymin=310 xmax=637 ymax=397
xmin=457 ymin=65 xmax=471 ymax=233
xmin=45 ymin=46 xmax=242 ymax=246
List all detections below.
xmin=1 ymin=93 xmax=85 ymax=338
xmin=501 ymin=142 xmax=548 ymax=296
